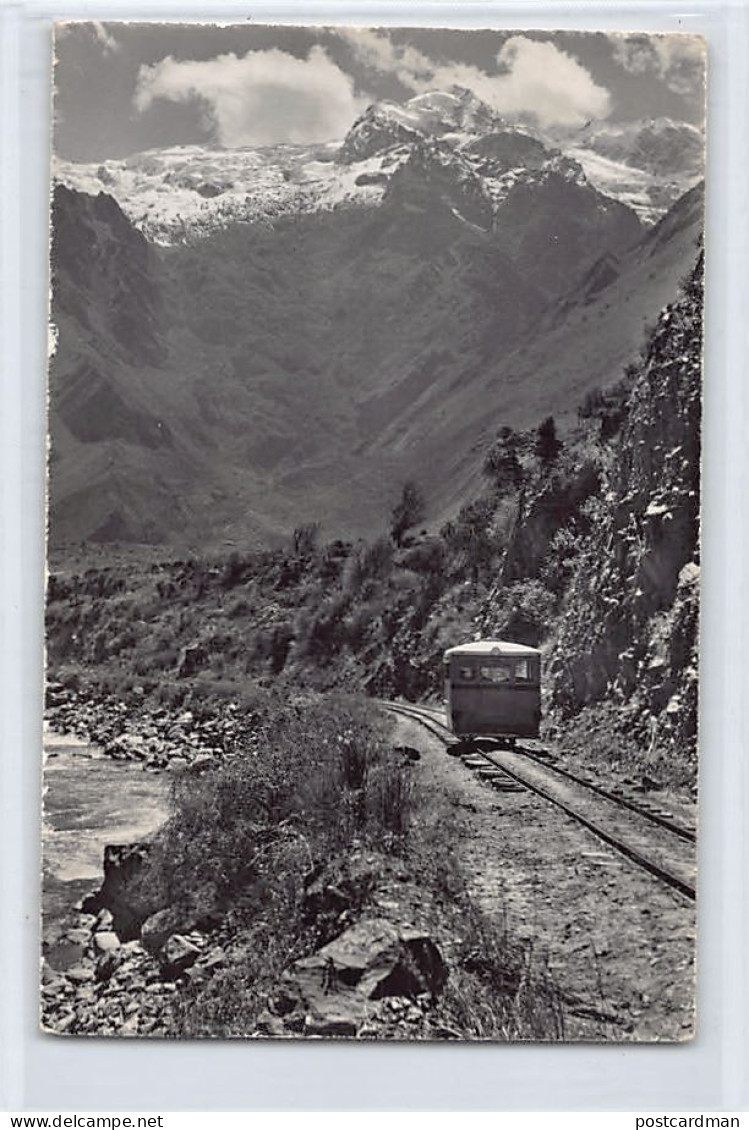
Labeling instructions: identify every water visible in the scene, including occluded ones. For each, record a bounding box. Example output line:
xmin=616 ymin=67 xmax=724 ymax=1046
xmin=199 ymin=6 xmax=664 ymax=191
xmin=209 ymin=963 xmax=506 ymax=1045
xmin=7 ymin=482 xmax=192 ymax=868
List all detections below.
xmin=42 ymin=731 xmax=171 ymax=952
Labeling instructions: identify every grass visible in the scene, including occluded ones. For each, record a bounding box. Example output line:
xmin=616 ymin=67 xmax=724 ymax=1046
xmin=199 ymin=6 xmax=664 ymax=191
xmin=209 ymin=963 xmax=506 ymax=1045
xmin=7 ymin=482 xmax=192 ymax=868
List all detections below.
xmin=99 ymin=692 xmax=419 ymax=1037
xmin=436 ymin=909 xmax=566 ymax=1040
xmin=91 ymin=686 xmax=578 ymax=1040
xmin=136 ymin=694 xmax=410 ymax=926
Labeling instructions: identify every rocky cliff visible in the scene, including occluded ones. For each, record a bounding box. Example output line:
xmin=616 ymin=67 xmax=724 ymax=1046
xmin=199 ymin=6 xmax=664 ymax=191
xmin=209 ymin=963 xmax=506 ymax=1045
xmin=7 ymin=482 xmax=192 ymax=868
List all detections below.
xmin=548 ymin=251 xmax=703 ymax=772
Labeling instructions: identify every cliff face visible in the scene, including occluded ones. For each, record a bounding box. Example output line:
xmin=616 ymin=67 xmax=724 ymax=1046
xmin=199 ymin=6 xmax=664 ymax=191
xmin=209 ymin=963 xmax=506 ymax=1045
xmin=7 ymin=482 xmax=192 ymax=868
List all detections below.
xmin=548 ymin=252 xmax=703 ymax=767
xmin=52 ymin=184 xmax=166 ymax=367
xmin=500 ymin=460 xmax=601 ymax=585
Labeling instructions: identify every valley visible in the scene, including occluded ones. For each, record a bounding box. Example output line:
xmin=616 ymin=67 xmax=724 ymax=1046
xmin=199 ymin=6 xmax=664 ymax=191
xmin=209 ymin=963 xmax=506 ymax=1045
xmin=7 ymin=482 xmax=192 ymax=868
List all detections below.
xmin=48 ymin=87 xmax=704 ymax=549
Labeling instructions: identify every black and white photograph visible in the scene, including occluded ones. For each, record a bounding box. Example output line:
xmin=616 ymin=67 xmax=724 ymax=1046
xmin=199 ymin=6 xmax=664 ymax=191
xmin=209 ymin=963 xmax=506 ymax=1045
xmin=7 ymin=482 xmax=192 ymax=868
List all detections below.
xmin=42 ymin=22 xmax=705 ymax=1042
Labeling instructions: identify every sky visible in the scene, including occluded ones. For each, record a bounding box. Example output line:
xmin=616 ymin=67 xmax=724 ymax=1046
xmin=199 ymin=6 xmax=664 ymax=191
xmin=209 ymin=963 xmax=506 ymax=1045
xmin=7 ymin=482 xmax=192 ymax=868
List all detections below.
xmin=54 ymin=23 xmax=706 ymax=162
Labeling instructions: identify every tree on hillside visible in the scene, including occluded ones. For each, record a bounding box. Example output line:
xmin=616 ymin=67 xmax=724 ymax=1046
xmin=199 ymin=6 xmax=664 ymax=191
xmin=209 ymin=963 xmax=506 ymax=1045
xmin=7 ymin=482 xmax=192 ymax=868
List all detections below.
xmin=535 ymin=415 xmax=563 ymax=469
xmin=442 ymin=496 xmax=497 ymax=585
xmin=483 ymin=426 xmax=524 ymax=492
xmin=293 ymin=522 xmax=320 ymax=559
xmin=390 ymin=480 xmax=425 ymax=547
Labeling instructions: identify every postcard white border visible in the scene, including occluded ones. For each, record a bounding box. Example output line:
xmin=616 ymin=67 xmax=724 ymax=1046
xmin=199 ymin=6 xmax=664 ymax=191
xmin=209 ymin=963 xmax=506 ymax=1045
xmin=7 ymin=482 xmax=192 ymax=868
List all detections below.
xmin=1 ymin=0 xmax=747 ymax=1112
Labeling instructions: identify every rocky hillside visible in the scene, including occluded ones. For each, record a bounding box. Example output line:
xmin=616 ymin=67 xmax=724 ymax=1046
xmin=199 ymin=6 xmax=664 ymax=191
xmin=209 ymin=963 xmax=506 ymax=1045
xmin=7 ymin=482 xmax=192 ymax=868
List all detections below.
xmin=478 ymin=248 xmax=702 ymax=779
xmin=43 ymin=690 xmax=572 ymax=1041
xmin=547 ymin=252 xmax=702 ymax=773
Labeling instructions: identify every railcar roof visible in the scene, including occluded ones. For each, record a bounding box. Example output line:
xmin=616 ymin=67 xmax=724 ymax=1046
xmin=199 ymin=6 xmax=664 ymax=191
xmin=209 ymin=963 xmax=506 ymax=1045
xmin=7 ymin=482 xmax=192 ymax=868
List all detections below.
xmin=444 ymin=639 xmax=540 ymax=657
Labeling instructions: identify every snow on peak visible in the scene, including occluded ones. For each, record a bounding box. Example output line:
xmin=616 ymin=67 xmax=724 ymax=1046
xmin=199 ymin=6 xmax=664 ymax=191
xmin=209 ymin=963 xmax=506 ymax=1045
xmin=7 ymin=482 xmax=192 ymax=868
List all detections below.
xmin=339 ymin=87 xmax=502 ymax=164
xmin=53 ymin=93 xmax=697 ymax=243
xmin=53 ymin=142 xmax=396 ymax=245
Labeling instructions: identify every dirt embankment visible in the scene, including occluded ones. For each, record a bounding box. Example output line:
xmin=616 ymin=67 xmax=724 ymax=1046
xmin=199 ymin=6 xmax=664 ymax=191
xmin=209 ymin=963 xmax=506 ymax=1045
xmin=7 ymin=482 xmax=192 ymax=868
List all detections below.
xmin=395 ymin=716 xmax=695 ymax=1042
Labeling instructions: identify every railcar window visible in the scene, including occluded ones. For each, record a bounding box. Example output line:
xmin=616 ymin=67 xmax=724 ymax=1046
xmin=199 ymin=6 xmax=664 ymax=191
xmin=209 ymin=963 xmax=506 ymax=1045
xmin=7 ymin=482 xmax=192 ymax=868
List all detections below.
xmin=457 ymin=666 xmax=475 ymax=680
xmin=479 ymin=665 xmax=511 ymax=683
xmin=514 ymin=659 xmax=531 ymax=681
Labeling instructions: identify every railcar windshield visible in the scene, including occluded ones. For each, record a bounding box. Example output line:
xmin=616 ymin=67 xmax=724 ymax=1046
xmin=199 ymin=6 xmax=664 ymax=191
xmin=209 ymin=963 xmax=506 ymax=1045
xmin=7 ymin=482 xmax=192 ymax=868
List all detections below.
xmin=447 ymin=655 xmax=539 ymax=684
xmin=479 ymin=664 xmax=512 ymax=683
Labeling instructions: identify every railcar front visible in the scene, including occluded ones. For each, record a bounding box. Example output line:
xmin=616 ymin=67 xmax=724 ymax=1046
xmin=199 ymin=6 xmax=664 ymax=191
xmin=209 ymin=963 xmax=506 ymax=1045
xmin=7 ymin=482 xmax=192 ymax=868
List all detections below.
xmin=444 ymin=640 xmax=541 ymax=742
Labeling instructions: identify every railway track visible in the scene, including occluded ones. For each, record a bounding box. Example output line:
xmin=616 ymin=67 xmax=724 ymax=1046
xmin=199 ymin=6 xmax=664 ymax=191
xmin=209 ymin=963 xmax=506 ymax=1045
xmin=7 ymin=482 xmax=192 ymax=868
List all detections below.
xmin=382 ymin=700 xmax=696 ymax=902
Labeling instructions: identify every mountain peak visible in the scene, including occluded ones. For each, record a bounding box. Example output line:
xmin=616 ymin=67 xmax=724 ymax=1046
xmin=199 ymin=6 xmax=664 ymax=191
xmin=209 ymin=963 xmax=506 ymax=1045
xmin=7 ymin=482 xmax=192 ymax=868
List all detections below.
xmin=339 ymin=87 xmax=503 ymax=164
xmin=55 ymin=92 xmax=699 ymax=245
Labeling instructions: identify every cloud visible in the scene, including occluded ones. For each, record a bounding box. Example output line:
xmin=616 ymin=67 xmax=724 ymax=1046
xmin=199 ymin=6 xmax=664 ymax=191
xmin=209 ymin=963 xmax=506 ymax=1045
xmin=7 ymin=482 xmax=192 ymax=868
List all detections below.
xmin=336 ymin=28 xmax=436 ymax=90
xmin=134 ymin=47 xmax=368 ymax=146
xmin=485 ymin=36 xmax=612 ymax=125
xmin=338 ymin=30 xmax=611 ymax=127
xmin=55 ymin=21 xmax=121 ymax=54
xmin=92 ymin=22 xmax=121 ymax=55
xmin=612 ymin=34 xmax=705 ymax=96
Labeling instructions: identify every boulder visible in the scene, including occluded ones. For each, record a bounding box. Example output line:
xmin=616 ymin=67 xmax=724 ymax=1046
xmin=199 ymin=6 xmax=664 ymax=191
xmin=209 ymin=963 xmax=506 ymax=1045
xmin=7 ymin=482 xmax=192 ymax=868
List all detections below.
xmin=303 ymin=1006 xmax=361 ymax=1037
xmin=302 ymin=852 xmax=390 ymax=930
xmin=104 ymin=734 xmax=148 ymax=761
xmin=62 ymin=927 xmax=91 ymax=947
xmin=81 ymin=842 xmax=155 ymax=940
xmin=141 ymin=907 xmax=181 ymax=953
xmin=254 ymin=1010 xmax=288 ymax=1037
xmin=66 ymin=964 xmax=95 ymax=985
xmin=393 ymin=745 xmax=421 ymax=763
xmin=95 ymin=909 xmax=115 ymax=932
xmin=268 ymin=917 xmax=446 ymax=1037
xmin=40 ymin=959 xmax=59 ymax=985
xmin=188 ymin=754 xmax=218 ymax=774
xmin=159 ymin=934 xmax=200 ymax=977
xmin=93 ymin=931 xmax=120 ymax=953
xmin=197 ymin=946 xmax=225 ymax=972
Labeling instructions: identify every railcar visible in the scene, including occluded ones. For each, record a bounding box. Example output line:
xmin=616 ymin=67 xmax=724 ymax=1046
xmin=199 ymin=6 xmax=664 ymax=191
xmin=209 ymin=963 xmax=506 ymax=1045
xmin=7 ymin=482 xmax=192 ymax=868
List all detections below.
xmin=443 ymin=639 xmax=541 ymax=743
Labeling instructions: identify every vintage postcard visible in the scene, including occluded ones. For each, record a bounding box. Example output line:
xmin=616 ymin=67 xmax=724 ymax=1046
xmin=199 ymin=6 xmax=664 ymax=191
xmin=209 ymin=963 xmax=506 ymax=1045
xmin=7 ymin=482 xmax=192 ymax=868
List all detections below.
xmin=43 ymin=23 xmax=704 ymax=1040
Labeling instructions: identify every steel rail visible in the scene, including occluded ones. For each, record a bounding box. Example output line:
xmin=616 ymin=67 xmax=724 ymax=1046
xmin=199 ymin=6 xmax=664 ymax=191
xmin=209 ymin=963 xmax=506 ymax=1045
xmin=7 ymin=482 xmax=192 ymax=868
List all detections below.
xmin=404 ymin=701 xmax=696 ymax=845
xmin=381 ymin=700 xmax=696 ymax=902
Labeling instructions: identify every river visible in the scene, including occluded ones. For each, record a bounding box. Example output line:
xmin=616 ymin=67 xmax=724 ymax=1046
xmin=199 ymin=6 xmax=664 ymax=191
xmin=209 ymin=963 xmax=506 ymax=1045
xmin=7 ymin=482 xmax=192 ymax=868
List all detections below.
xmin=42 ymin=729 xmax=171 ymax=961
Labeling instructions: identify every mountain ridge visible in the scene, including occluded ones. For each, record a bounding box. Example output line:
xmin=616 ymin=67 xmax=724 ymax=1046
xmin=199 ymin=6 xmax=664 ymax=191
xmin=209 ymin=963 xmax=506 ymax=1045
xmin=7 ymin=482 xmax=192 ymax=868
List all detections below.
xmin=48 ymin=165 xmax=703 ymax=550
xmin=53 ymin=90 xmax=701 ymax=243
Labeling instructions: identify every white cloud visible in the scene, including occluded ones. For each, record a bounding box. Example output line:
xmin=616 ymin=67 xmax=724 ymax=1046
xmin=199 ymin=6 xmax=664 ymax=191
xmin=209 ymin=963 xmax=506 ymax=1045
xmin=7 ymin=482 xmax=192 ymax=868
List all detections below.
xmin=134 ymin=47 xmax=368 ymax=146
xmin=55 ymin=20 xmax=120 ymax=54
xmin=336 ymin=28 xmax=436 ymax=90
xmin=612 ymin=34 xmax=705 ymax=96
xmin=339 ymin=30 xmax=611 ymax=127
xmin=486 ymin=36 xmax=611 ymax=125
xmin=92 ymin=22 xmax=121 ymax=54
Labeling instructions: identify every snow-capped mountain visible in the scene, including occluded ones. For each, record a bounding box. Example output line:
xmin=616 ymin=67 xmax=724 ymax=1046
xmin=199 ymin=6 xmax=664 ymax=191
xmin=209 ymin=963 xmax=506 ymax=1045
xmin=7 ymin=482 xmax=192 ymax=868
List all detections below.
xmin=49 ymin=177 xmax=703 ymax=549
xmin=551 ymin=117 xmax=704 ymax=225
xmin=579 ymin=118 xmax=704 ymax=182
xmin=53 ymin=140 xmax=383 ymax=245
xmin=53 ymin=90 xmax=700 ymax=244
xmin=48 ymin=81 xmax=704 ymax=548
xmin=338 ymin=86 xmax=502 ymax=162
